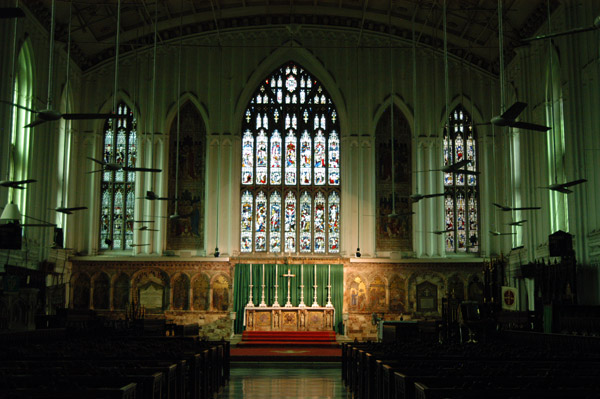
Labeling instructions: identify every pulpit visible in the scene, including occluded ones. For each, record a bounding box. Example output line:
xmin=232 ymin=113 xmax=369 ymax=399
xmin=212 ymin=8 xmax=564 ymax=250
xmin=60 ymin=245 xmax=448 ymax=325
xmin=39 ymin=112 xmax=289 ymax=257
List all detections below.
xmin=245 ymin=306 xmax=335 ymax=331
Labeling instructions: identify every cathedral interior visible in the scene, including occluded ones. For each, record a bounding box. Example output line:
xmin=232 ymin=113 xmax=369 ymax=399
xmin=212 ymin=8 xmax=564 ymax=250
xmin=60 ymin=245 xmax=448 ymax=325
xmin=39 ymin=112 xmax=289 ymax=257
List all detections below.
xmin=0 ymin=0 xmax=599 ymax=344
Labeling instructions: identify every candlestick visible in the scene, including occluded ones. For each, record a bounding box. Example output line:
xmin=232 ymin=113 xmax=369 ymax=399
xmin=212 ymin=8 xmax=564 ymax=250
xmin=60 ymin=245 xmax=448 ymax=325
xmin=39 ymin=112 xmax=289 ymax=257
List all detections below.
xmin=326 ymin=263 xmax=333 ymax=307
xmin=299 ymin=264 xmax=306 ymax=307
xmin=312 ymin=264 xmax=320 ymax=307
xmin=246 ymin=263 xmax=254 ymax=307
xmin=272 ymin=264 xmax=280 ymax=307
xmin=259 ymin=263 xmax=267 ymax=307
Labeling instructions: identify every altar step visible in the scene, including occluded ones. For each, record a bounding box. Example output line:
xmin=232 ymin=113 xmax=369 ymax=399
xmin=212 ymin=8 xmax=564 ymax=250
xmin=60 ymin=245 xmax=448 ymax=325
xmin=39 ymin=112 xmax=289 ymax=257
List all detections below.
xmin=239 ymin=331 xmax=338 ymax=346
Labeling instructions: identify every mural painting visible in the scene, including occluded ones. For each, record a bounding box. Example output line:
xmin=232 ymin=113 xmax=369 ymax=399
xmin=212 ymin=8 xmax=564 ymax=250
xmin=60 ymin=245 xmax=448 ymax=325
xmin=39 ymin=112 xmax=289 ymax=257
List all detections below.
xmin=167 ymin=102 xmax=206 ymax=250
xmin=369 ymin=276 xmax=386 ymax=311
xmin=93 ymin=273 xmax=110 ymax=310
xmin=212 ymin=275 xmax=229 ymax=311
xmin=192 ymin=274 xmax=210 ymax=311
xmin=448 ymin=275 xmax=465 ymax=302
xmin=375 ymin=106 xmax=412 ymax=252
xmin=172 ymin=274 xmax=190 ymax=310
xmin=113 ymin=273 xmax=130 ymax=310
xmin=347 ymin=276 xmax=367 ymax=312
xmin=389 ymin=275 xmax=406 ymax=313
xmin=72 ymin=274 xmax=90 ymax=309
xmin=468 ymin=275 xmax=484 ymax=302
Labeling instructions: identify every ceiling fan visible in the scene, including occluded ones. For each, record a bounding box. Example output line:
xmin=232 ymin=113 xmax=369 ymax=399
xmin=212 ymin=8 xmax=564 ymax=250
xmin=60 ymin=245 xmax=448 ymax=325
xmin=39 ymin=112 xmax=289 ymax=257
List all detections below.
xmin=507 ymin=220 xmax=527 ymax=227
xmin=522 ymin=15 xmax=600 ymax=42
xmin=1 ymin=1 xmax=110 ymax=129
xmin=493 ymin=203 xmax=541 ymax=212
xmin=0 ymin=7 xmax=25 ymax=18
xmin=538 ymin=178 xmax=587 ymax=194
xmin=137 ymin=226 xmax=159 ymax=232
xmin=52 ymin=206 xmax=88 ymax=215
xmin=489 ymin=230 xmax=516 ymax=236
xmin=416 ymin=159 xmax=479 ymax=175
xmin=431 ymin=229 xmax=454 ymax=235
xmin=87 ymin=157 xmax=161 ymax=174
xmin=410 ymin=193 xmax=444 ymax=203
xmin=139 ymin=190 xmax=175 ymax=201
xmin=477 ymin=102 xmax=550 ymax=132
xmin=0 ymin=179 xmax=36 ymax=189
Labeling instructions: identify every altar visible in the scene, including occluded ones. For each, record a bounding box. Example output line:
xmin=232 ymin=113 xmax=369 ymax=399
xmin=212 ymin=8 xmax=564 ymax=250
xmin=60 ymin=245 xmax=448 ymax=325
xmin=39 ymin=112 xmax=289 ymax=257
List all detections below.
xmin=245 ymin=306 xmax=335 ymax=332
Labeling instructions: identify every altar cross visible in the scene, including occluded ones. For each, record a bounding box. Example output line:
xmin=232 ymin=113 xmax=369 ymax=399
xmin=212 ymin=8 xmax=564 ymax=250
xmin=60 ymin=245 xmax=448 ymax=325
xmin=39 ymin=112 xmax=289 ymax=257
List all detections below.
xmin=283 ymin=268 xmax=295 ymax=307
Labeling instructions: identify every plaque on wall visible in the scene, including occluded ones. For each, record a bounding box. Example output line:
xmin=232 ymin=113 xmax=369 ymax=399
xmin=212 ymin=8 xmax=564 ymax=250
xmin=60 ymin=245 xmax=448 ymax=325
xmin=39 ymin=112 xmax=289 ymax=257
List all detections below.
xmin=417 ymin=281 xmax=438 ymax=312
xmin=139 ymin=282 xmax=164 ymax=311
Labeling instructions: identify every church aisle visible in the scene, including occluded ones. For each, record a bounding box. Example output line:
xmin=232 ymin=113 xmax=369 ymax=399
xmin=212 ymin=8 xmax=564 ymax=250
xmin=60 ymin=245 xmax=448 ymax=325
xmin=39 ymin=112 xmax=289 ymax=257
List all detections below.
xmin=218 ymin=363 xmax=352 ymax=398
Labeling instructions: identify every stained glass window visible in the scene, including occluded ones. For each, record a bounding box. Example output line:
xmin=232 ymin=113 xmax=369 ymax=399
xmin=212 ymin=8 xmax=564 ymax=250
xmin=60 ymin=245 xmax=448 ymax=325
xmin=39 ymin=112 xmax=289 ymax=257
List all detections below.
xmin=443 ymin=105 xmax=479 ymax=253
xmin=100 ymin=103 xmax=136 ymax=250
xmin=240 ymin=61 xmax=341 ymax=254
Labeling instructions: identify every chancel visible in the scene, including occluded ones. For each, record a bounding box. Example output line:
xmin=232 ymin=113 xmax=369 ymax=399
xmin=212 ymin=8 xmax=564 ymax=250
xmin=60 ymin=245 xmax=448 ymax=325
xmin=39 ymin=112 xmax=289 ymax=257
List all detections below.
xmin=1 ymin=0 xmax=600 ymax=397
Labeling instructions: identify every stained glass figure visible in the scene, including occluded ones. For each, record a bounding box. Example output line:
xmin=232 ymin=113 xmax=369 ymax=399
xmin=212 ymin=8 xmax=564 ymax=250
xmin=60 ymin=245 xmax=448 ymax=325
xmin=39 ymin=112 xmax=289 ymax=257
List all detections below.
xmin=299 ymin=192 xmax=312 ymax=252
xmin=444 ymin=105 xmax=479 ymax=253
xmin=256 ymin=130 xmax=268 ymax=185
xmin=240 ymin=191 xmax=253 ymax=252
xmin=300 ymin=131 xmax=312 ymax=185
xmin=255 ymin=191 xmax=267 ymax=251
xmin=285 ymin=130 xmax=297 ymax=185
xmin=270 ymin=130 xmax=282 ymax=184
xmin=241 ymin=61 xmax=341 ymax=254
xmin=314 ymin=192 xmax=326 ymax=253
xmin=99 ymin=103 xmax=136 ymax=250
xmin=328 ymin=191 xmax=340 ymax=253
xmin=242 ymin=130 xmax=254 ymax=184
xmin=285 ymin=191 xmax=297 ymax=253
xmin=270 ymin=191 xmax=282 ymax=252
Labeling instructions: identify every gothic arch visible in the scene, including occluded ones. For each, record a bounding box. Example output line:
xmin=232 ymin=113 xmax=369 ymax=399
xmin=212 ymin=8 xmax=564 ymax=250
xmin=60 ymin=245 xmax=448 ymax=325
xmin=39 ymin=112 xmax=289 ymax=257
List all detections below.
xmin=92 ymin=272 xmax=110 ymax=310
xmin=372 ymin=94 xmax=414 ymax=136
xmin=233 ymin=47 xmax=348 ymax=136
xmin=191 ymin=272 xmax=210 ymax=311
xmin=164 ymin=94 xmax=209 ymax=136
xmin=171 ymin=272 xmax=191 ymax=310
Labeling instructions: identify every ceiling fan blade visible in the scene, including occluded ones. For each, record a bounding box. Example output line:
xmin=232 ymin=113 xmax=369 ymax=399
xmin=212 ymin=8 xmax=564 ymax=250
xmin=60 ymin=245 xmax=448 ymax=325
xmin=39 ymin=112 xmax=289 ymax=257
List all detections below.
xmin=522 ymin=22 xmax=599 ymax=42
xmin=0 ymin=100 xmax=37 ymax=113
xmin=62 ymin=113 xmax=113 ymax=120
xmin=510 ymin=121 xmax=551 ymax=132
xmin=555 ymin=178 xmax=587 ymax=188
xmin=0 ymin=7 xmax=26 ymax=18
xmin=87 ymin=157 xmax=107 ymax=166
xmin=500 ymin=102 xmax=527 ymax=120
xmin=86 ymin=169 xmax=104 ymax=174
xmin=24 ymin=119 xmax=47 ymax=128
xmin=123 ymin=167 xmax=162 ymax=173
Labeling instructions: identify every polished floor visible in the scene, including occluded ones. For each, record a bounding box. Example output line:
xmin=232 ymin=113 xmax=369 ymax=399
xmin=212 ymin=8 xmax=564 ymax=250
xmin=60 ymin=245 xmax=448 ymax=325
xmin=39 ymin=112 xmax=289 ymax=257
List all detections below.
xmin=217 ymin=363 xmax=352 ymax=398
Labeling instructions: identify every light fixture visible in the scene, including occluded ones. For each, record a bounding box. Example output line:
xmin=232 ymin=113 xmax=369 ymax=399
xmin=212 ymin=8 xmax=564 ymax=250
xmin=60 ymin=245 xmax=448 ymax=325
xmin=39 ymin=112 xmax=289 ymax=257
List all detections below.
xmin=214 ymin=247 xmax=220 ymax=258
xmin=1 ymin=202 xmax=21 ymax=221
xmin=355 ymin=247 xmax=361 ymax=258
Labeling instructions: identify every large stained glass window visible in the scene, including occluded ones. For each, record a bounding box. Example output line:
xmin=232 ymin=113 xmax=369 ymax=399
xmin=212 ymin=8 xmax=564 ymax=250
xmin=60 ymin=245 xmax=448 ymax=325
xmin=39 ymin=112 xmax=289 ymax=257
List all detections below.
xmin=100 ymin=103 xmax=136 ymax=250
xmin=443 ymin=105 xmax=479 ymax=253
xmin=240 ymin=61 xmax=341 ymax=254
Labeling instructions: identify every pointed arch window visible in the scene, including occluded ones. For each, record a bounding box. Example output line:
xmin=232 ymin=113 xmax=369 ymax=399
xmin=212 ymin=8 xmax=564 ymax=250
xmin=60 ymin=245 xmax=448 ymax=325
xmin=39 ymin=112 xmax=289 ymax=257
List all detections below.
xmin=240 ymin=61 xmax=341 ymax=254
xmin=443 ymin=105 xmax=479 ymax=253
xmin=100 ymin=103 xmax=136 ymax=250
xmin=9 ymin=41 xmax=34 ymax=214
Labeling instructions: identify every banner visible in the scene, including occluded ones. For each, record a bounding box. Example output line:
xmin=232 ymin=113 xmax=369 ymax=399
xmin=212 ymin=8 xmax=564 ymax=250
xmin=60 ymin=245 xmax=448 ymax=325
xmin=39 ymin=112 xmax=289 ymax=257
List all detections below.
xmin=501 ymin=286 xmax=518 ymax=311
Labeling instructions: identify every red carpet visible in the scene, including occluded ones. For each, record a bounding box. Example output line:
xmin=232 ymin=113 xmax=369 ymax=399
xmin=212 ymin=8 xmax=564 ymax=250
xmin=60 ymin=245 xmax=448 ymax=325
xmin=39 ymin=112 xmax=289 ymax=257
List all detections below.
xmin=232 ymin=331 xmax=341 ymax=361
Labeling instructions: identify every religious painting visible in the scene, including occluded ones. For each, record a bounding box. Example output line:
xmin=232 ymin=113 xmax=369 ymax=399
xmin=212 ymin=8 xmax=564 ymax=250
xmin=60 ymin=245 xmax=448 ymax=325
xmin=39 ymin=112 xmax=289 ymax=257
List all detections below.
xmin=389 ymin=275 xmax=406 ymax=313
xmin=212 ymin=275 xmax=229 ymax=311
xmin=72 ymin=273 xmax=90 ymax=310
xmin=92 ymin=273 xmax=110 ymax=310
xmin=468 ymin=275 xmax=484 ymax=303
xmin=369 ymin=276 xmax=387 ymax=311
xmin=282 ymin=311 xmax=298 ymax=330
xmin=256 ymin=311 xmax=272 ymax=329
xmin=347 ymin=276 xmax=367 ymax=312
xmin=167 ymin=101 xmax=206 ymax=250
xmin=192 ymin=274 xmax=209 ymax=311
xmin=113 ymin=273 xmax=130 ymax=310
xmin=416 ymin=281 xmax=438 ymax=313
xmin=172 ymin=273 xmax=190 ymax=310
xmin=448 ymin=275 xmax=465 ymax=302
xmin=375 ymin=105 xmax=412 ymax=252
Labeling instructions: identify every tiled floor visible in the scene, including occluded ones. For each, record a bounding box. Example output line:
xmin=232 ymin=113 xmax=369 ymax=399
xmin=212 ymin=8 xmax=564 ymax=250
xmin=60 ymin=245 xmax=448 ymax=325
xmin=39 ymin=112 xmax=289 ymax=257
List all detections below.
xmin=217 ymin=362 xmax=352 ymax=398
